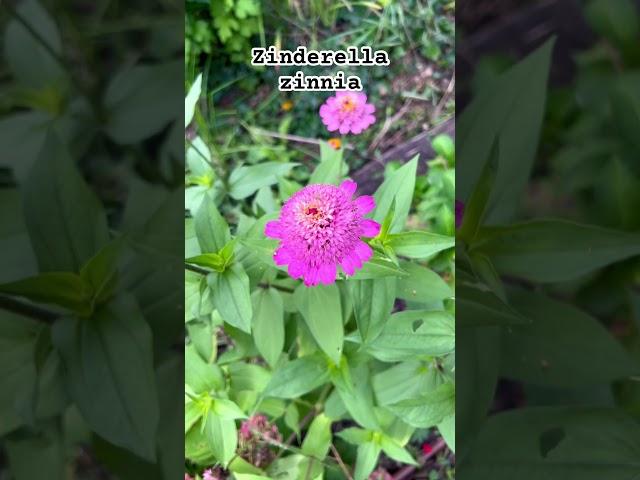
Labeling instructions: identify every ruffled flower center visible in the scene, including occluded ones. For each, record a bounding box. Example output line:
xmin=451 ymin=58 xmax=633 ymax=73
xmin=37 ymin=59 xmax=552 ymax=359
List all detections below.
xmin=339 ymin=95 xmax=357 ymax=112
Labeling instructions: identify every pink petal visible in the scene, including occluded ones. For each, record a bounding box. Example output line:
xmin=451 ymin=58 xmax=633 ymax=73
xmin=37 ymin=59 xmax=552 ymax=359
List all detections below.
xmin=338 ymin=123 xmax=351 ymax=135
xmin=354 ymin=195 xmax=375 ymax=215
xmin=355 ymin=241 xmax=373 ymax=262
xmin=318 ymin=263 xmax=337 ymax=285
xmin=304 ymin=267 xmax=319 ymax=287
xmin=364 ymin=104 xmax=375 ymax=114
xmin=265 ymin=220 xmax=282 ymax=238
xmin=340 ymin=179 xmax=357 ymax=197
xmin=361 ymin=219 xmax=381 ymax=237
xmin=273 ymin=247 xmax=292 ymax=266
xmin=340 ymin=254 xmax=358 ymax=276
xmin=288 ymin=261 xmax=304 ymax=279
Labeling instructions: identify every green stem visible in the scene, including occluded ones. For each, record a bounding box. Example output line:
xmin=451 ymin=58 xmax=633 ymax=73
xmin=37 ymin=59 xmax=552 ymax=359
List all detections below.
xmin=0 ymin=295 xmax=57 ymax=324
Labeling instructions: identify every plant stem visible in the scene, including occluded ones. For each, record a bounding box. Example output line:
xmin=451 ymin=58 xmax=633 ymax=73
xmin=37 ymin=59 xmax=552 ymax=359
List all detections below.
xmin=0 ymin=295 xmax=57 ymax=324
xmin=258 ymin=283 xmax=295 ymax=294
xmin=330 ymin=444 xmax=354 ymax=480
xmin=185 ymin=263 xmax=210 ymax=276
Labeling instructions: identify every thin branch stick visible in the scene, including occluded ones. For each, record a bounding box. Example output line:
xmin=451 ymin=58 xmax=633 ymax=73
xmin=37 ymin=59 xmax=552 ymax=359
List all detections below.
xmin=392 ymin=438 xmax=447 ymax=480
xmin=330 ymin=444 xmax=354 ymax=480
xmin=0 ymin=295 xmax=57 ymax=324
xmin=246 ymin=126 xmax=354 ymax=150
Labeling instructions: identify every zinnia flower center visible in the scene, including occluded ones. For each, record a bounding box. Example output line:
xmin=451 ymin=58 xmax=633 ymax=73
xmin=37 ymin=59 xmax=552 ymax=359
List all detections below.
xmin=340 ymin=96 xmax=357 ymax=112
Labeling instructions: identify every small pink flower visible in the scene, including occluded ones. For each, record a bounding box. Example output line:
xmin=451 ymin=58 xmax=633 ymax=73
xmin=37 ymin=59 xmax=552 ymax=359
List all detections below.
xmin=184 ymin=475 xmax=194 ymax=480
xmin=202 ymin=469 xmax=221 ymax=480
xmin=319 ymin=91 xmax=376 ymax=135
xmin=265 ymin=181 xmax=379 ymax=286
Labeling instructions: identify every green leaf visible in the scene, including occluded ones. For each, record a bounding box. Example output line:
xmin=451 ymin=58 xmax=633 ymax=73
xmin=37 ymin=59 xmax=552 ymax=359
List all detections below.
xmin=23 ymin=132 xmax=109 ymax=272
xmin=349 ymin=252 xmax=409 ymax=280
xmin=380 ymin=435 xmax=418 ymax=465
xmin=457 ymin=138 xmax=498 ymax=242
xmin=0 ymin=272 xmax=92 ymax=315
xmin=0 ymin=313 xmax=41 ymax=436
xmin=213 ymin=398 xmax=247 ymax=419
xmin=387 ymin=231 xmax=454 ymax=259
xmin=252 ymin=288 xmax=284 ymax=367
xmin=437 ymin=414 xmax=455 ymax=453
xmin=349 ymin=278 xmax=396 ymax=344
xmin=301 ymin=413 xmax=332 ymax=460
xmin=431 ymin=134 xmax=455 ymax=162
xmin=310 ymin=142 xmax=344 ymax=185
xmin=185 ymin=344 xmax=223 ymax=393
xmin=5 ymin=424 xmax=65 ymax=480
xmin=208 ymin=263 xmax=253 ymax=333
xmin=500 ymin=289 xmax=639 ymax=387
xmin=457 ymin=39 xmax=553 ymax=222
xmin=204 ymin=413 xmax=237 ymax=467
xmin=354 ymin=441 xmax=381 ymax=480
xmin=51 ymin=295 xmax=158 ymax=461
xmin=456 ymin=327 xmax=500 ymax=456
xmin=336 ymin=427 xmax=371 ymax=445
xmin=372 ymin=361 xmax=444 ymax=406
xmin=331 ymin=358 xmax=380 ymax=430
xmin=228 ymin=162 xmax=297 ymax=200
xmin=104 ymin=61 xmax=182 ymax=144
xmin=80 ymin=239 xmax=122 ymax=307
xmin=358 ymin=310 xmax=455 ymax=362
xmin=284 ymin=403 xmax=300 ymax=436
xmin=456 ymin=281 xmax=528 ymax=327
xmin=156 ymin=357 xmax=183 ymax=480
xmin=185 ymin=73 xmax=202 ymax=128
xmin=295 ymin=284 xmax=343 ymax=364
xmin=473 ymin=219 xmax=640 ymax=282
xmin=372 ymin=156 xmax=418 ymax=233
xmin=460 ymin=407 xmax=640 ymax=480
xmin=267 ymin=454 xmax=323 ymax=480
xmin=396 ymin=262 xmax=452 ymax=303
xmin=186 ymin=253 xmax=225 ymax=271
xmin=264 ymin=353 xmax=330 ymax=398
xmin=4 ymin=0 xmax=67 ymax=89
xmin=585 ymin=0 xmax=639 ymax=53
xmin=187 ymin=136 xmax=213 ymax=179
xmin=194 ymin=198 xmax=230 ymax=254
xmin=386 ymin=382 xmax=455 ymax=428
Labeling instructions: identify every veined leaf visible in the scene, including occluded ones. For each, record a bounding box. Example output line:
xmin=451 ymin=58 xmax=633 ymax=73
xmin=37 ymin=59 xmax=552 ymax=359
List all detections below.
xmin=387 ymin=231 xmax=454 ymax=259
xmin=295 ymin=284 xmax=343 ymax=364
xmin=460 ymin=407 xmax=640 ymax=480
xmin=473 ymin=219 xmax=640 ymax=282
xmin=51 ymin=295 xmax=158 ymax=461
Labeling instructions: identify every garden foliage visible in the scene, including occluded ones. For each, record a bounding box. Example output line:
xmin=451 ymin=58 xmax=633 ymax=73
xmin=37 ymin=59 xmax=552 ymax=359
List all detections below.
xmin=456 ymin=7 xmax=640 ymax=475
xmin=184 ymin=74 xmax=455 ymax=479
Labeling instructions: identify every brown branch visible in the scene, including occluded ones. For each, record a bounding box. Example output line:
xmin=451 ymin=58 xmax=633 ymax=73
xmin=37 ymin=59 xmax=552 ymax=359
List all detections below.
xmin=330 ymin=444 xmax=354 ymax=480
xmin=392 ymin=438 xmax=447 ymax=480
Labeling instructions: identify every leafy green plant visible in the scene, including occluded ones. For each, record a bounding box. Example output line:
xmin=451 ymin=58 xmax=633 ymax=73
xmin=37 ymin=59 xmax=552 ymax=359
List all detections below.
xmin=456 ymin=27 xmax=640 ymax=478
xmin=184 ymin=76 xmax=455 ymax=479
xmin=0 ymin=1 xmax=182 ymax=478
xmin=186 ymin=0 xmax=263 ymax=64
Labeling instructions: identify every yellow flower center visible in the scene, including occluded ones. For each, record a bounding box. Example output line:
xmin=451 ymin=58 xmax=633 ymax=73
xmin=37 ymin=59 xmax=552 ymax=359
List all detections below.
xmin=340 ymin=96 xmax=357 ymax=113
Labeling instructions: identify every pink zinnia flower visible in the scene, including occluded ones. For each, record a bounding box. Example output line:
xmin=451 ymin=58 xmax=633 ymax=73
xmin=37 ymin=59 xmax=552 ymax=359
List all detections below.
xmin=265 ymin=180 xmax=380 ymax=286
xmin=319 ymin=91 xmax=376 ymax=135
